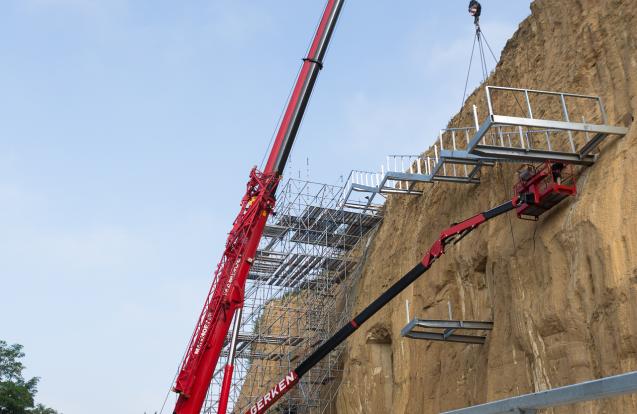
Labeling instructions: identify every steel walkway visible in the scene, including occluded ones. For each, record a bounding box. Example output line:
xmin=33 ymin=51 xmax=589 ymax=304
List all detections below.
xmin=341 ymin=86 xmax=630 ymax=210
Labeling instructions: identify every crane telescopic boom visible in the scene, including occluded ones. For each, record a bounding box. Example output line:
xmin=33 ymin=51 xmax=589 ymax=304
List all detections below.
xmin=171 ymin=2 xmax=345 ymax=414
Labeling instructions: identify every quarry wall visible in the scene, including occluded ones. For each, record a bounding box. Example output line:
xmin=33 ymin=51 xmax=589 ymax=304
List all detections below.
xmin=335 ymin=0 xmax=637 ymax=412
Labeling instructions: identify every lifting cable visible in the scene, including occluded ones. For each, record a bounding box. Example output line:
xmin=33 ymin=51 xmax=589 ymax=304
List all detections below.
xmin=478 ymin=30 xmax=489 ymax=80
xmin=259 ymin=65 xmax=302 ymax=171
xmin=481 ymin=28 xmax=528 ymax=116
xmin=460 ymin=22 xmax=527 ymax=117
xmin=460 ymin=24 xmax=494 ymax=110
xmin=460 ymin=20 xmax=526 ymax=251
xmin=480 ymin=28 xmax=524 ymax=251
xmin=460 ymin=32 xmax=478 ymax=111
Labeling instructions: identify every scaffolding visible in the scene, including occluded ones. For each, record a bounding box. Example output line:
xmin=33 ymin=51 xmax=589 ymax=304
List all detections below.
xmin=202 ymin=179 xmax=382 ymax=414
xmin=342 ymin=86 xmax=629 ymax=209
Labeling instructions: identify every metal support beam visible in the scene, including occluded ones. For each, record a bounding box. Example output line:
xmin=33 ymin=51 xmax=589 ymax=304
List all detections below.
xmin=442 ymin=371 xmax=637 ymax=414
xmin=471 ymin=144 xmax=597 ymax=165
xmin=490 ymin=115 xmax=628 ymax=137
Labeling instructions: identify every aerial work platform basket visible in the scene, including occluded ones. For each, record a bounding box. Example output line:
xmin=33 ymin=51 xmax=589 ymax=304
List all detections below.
xmin=514 ymin=161 xmax=577 ymax=220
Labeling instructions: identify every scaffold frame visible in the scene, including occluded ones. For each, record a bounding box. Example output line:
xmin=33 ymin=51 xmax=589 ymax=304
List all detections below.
xmin=202 ymin=179 xmax=382 ymax=414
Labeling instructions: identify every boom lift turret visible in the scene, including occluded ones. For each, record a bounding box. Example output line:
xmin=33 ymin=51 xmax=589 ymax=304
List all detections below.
xmin=170 ymin=1 xmax=345 ymax=414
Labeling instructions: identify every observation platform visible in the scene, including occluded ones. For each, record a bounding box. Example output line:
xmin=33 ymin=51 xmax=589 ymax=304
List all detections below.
xmin=468 ymin=86 xmax=629 ymax=165
xmin=340 ymin=86 xmax=630 ymax=210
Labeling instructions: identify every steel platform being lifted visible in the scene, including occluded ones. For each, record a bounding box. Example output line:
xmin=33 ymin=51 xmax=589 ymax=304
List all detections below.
xmin=468 ymin=86 xmax=629 ymax=164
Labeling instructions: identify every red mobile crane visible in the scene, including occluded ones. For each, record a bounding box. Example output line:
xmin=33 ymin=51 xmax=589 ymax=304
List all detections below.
xmin=172 ymin=1 xmax=579 ymax=412
xmin=171 ymin=1 xmax=345 ymax=414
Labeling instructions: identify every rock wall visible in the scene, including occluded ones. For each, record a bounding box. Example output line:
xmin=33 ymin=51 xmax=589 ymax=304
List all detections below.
xmin=335 ymin=0 xmax=637 ymax=413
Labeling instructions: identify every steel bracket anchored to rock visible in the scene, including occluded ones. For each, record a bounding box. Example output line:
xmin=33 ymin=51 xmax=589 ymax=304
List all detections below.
xmin=401 ymin=319 xmax=493 ymax=345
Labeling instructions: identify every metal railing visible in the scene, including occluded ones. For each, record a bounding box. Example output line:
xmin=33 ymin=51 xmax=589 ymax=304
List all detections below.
xmin=442 ymin=371 xmax=637 ymax=414
xmin=345 ymin=169 xmax=382 ymax=190
xmin=383 ymin=154 xmax=437 ymax=179
xmin=485 ymin=86 xmax=608 ymax=124
xmin=433 ymin=127 xmax=483 ymax=178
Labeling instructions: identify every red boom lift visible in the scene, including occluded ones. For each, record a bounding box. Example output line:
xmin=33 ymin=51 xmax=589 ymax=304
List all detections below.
xmin=244 ymin=166 xmax=577 ymax=414
xmin=171 ymin=1 xmax=345 ymax=414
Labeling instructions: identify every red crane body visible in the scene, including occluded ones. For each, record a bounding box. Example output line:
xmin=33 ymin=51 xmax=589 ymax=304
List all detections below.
xmin=172 ymin=2 xmax=345 ymax=414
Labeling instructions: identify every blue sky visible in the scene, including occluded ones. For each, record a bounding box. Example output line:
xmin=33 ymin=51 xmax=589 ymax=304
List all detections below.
xmin=0 ymin=1 xmax=531 ymax=413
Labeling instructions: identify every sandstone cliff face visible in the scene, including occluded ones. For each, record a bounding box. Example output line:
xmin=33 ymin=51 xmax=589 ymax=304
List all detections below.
xmin=335 ymin=0 xmax=637 ymax=413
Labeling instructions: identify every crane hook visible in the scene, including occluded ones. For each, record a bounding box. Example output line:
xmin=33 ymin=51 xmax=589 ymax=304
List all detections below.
xmin=469 ymin=0 xmax=482 ymax=28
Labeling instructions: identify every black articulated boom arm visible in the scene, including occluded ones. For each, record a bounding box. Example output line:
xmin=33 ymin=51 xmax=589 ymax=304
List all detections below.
xmin=244 ymin=196 xmax=527 ymax=414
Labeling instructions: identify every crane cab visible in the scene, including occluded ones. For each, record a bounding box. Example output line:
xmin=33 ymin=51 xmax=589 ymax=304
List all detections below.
xmin=514 ymin=161 xmax=577 ymax=220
